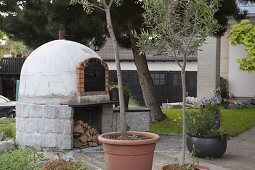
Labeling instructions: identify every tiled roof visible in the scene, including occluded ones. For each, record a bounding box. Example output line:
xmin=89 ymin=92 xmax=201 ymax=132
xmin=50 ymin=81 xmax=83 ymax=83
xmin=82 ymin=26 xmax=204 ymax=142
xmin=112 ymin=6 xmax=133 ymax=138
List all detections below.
xmin=96 ymin=40 xmax=197 ymax=62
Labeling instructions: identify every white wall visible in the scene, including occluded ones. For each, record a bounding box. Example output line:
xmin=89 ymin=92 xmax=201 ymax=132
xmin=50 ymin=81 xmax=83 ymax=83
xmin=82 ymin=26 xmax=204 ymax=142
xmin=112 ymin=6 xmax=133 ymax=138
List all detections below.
xmin=197 ymin=37 xmax=219 ymax=99
xmin=107 ymin=61 xmax=197 ymax=71
xmin=229 ymin=44 xmax=255 ymax=97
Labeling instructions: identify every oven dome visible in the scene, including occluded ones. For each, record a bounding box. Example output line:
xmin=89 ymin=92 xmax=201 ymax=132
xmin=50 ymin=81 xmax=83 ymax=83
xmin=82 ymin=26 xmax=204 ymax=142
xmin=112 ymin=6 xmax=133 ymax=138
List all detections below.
xmin=19 ymin=40 xmax=104 ymax=104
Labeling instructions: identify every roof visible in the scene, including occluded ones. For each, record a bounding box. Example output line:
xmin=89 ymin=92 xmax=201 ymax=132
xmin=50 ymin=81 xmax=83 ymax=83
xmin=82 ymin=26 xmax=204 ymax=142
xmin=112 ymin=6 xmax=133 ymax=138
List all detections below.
xmin=237 ymin=0 xmax=255 ymax=17
xmin=96 ymin=39 xmax=197 ymax=62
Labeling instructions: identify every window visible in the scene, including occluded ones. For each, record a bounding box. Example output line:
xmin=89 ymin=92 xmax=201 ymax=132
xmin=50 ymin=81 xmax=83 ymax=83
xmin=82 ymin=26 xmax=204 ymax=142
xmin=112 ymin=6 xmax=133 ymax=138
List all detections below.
xmin=173 ymin=73 xmax=181 ymax=85
xmin=151 ymin=73 xmax=166 ymax=85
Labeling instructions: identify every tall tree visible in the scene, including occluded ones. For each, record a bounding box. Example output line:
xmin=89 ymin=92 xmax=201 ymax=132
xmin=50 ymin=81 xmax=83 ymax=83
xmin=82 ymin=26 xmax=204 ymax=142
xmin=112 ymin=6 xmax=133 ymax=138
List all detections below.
xmin=0 ymin=0 xmax=107 ymax=48
xmin=112 ymin=0 xmax=165 ymax=122
xmin=0 ymin=0 xmax=165 ymax=122
xmin=135 ymin=0 xmax=219 ymax=165
xmin=213 ymin=0 xmax=244 ymax=86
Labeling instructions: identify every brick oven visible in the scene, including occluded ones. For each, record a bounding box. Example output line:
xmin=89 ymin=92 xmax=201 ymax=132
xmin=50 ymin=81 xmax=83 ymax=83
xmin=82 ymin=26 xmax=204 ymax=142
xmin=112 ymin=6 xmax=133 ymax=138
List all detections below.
xmin=16 ymin=40 xmax=150 ymax=150
xmin=15 ymin=40 xmax=116 ymax=150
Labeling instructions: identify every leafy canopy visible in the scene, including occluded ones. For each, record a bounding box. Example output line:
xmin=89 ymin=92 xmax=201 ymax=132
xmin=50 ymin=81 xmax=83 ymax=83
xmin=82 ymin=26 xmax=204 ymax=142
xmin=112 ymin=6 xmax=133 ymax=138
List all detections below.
xmin=135 ymin=0 xmax=219 ymax=62
xmin=229 ymin=19 xmax=255 ymax=72
xmin=0 ymin=0 xmax=107 ymax=48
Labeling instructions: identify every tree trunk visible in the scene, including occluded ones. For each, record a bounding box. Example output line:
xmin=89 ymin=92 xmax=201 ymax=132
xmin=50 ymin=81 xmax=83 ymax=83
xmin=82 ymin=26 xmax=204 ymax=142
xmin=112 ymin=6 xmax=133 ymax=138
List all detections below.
xmin=105 ymin=7 xmax=127 ymax=138
xmin=216 ymin=36 xmax=221 ymax=88
xmin=127 ymin=17 xmax=165 ymax=122
xmin=180 ymin=67 xmax=187 ymax=166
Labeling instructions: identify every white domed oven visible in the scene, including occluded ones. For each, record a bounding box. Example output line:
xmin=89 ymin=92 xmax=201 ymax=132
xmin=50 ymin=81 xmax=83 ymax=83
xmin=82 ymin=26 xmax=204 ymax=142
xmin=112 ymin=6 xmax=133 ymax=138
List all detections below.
xmin=16 ymin=40 xmax=114 ymax=150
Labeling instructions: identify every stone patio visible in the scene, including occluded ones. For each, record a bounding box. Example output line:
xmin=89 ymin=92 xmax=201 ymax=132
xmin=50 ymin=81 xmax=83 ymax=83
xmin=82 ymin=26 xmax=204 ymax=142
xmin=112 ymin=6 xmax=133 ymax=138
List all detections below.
xmin=42 ymin=127 xmax=255 ymax=170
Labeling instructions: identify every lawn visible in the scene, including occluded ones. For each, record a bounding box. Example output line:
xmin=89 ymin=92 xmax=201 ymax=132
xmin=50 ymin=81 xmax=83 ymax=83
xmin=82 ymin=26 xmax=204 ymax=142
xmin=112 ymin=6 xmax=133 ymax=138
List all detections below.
xmin=150 ymin=108 xmax=255 ymax=137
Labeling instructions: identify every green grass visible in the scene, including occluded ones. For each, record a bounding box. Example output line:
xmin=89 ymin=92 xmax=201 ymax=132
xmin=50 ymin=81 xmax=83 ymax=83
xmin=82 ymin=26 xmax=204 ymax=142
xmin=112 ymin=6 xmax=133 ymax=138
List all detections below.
xmin=150 ymin=108 xmax=255 ymax=137
xmin=221 ymin=108 xmax=255 ymax=136
xmin=0 ymin=118 xmax=16 ymax=139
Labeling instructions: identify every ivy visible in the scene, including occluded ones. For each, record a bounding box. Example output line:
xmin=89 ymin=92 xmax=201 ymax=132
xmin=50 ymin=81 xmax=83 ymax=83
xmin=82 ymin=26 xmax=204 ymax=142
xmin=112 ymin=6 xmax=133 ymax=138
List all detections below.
xmin=229 ymin=19 xmax=255 ymax=72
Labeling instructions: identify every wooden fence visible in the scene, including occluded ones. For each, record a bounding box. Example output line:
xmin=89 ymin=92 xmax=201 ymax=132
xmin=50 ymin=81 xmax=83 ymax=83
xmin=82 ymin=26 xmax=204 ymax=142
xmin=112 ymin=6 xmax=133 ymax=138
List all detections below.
xmin=0 ymin=57 xmax=27 ymax=74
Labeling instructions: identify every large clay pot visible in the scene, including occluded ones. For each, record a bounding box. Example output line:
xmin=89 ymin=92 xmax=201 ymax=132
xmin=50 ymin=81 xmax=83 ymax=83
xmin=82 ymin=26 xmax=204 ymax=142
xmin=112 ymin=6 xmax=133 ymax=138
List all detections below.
xmin=98 ymin=131 xmax=160 ymax=170
xmin=186 ymin=134 xmax=227 ymax=158
xmin=159 ymin=164 xmax=209 ymax=170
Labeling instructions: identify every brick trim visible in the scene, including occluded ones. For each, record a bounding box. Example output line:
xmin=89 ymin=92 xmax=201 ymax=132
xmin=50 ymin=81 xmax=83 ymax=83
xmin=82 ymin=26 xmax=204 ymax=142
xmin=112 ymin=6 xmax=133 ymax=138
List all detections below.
xmin=76 ymin=57 xmax=109 ymax=96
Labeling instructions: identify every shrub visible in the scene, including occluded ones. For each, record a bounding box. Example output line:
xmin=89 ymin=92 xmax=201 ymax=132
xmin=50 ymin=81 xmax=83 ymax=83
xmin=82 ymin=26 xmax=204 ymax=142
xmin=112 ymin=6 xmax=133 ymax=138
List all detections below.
xmin=37 ymin=159 xmax=88 ymax=170
xmin=0 ymin=147 xmax=46 ymax=170
xmin=186 ymin=99 xmax=226 ymax=138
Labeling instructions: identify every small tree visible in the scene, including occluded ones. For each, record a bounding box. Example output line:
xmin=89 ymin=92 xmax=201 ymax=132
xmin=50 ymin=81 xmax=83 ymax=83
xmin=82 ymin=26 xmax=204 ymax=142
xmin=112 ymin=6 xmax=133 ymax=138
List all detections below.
xmin=135 ymin=0 xmax=219 ymax=165
xmin=229 ymin=19 xmax=255 ymax=72
xmin=70 ymin=0 xmax=127 ymax=138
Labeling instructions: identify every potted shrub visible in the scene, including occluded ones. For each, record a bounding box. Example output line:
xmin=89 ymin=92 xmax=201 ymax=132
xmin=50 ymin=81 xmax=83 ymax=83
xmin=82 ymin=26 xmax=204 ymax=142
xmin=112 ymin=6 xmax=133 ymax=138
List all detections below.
xmin=109 ymin=82 xmax=130 ymax=109
xmin=186 ymin=99 xmax=227 ymax=158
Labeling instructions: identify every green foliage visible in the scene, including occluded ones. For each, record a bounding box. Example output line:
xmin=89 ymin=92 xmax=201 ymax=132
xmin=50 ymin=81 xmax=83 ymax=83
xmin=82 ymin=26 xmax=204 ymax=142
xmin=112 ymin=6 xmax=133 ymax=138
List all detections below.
xmin=0 ymin=31 xmax=6 ymax=40
xmin=214 ymin=81 xmax=229 ymax=99
xmin=0 ymin=0 xmax=107 ymax=48
xmin=150 ymin=108 xmax=255 ymax=137
xmin=9 ymin=40 xmax=28 ymax=56
xmin=0 ymin=118 xmax=15 ymax=139
xmin=0 ymin=147 xmax=46 ymax=170
xmin=229 ymin=19 xmax=255 ymax=72
xmin=109 ymin=82 xmax=130 ymax=96
xmin=0 ymin=31 xmax=6 ymax=58
xmin=186 ymin=100 xmax=226 ymax=138
xmin=135 ymin=0 xmax=219 ymax=57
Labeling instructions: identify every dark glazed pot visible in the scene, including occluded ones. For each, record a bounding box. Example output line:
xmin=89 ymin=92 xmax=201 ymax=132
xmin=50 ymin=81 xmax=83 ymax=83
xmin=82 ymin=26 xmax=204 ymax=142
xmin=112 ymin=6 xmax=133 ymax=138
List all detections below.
xmin=186 ymin=134 xmax=227 ymax=158
xmin=109 ymin=88 xmax=129 ymax=108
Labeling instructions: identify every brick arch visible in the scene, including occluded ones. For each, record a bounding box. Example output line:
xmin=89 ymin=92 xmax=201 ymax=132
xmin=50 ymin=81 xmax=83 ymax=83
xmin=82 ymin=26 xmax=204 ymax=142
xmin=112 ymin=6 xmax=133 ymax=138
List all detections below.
xmin=76 ymin=58 xmax=109 ymax=96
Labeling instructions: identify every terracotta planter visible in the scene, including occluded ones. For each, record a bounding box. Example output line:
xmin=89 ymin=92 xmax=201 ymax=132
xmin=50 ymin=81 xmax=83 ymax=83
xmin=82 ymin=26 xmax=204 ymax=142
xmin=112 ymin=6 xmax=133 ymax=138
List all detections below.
xmin=159 ymin=164 xmax=209 ymax=170
xmin=98 ymin=131 xmax=160 ymax=170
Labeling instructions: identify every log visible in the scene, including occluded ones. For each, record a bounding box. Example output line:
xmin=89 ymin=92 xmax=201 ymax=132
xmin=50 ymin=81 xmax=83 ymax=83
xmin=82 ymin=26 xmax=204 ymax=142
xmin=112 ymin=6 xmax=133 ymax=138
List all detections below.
xmin=73 ymin=120 xmax=101 ymax=148
xmin=73 ymin=124 xmax=84 ymax=134
xmin=74 ymin=120 xmax=84 ymax=126
xmin=73 ymin=139 xmax=83 ymax=148
xmin=79 ymin=135 xmax=88 ymax=143
xmin=87 ymin=135 xmax=92 ymax=142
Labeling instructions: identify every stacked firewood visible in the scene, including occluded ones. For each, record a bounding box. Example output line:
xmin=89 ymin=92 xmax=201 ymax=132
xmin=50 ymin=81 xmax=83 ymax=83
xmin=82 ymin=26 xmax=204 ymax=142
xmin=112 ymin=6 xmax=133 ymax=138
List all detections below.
xmin=73 ymin=120 xmax=100 ymax=148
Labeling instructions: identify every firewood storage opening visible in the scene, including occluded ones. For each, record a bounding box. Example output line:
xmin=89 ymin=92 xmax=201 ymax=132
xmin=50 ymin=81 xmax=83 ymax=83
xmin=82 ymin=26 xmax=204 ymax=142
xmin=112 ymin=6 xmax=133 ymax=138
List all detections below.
xmin=73 ymin=106 xmax=102 ymax=148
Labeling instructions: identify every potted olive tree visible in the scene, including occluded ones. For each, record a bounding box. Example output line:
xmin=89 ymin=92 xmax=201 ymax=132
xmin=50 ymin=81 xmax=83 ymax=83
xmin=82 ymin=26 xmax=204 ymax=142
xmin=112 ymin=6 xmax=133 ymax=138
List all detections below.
xmin=135 ymin=0 xmax=219 ymax=169
xmin=70 ymin=1 xmax=160 ymax=170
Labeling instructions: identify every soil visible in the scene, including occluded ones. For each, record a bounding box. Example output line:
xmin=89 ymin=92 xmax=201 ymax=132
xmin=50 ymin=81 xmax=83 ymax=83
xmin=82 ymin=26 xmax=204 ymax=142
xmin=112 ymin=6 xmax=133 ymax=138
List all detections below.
xmin=42 ymin=159 xmax=82 ymax=170
xmin=103 ymin=134 xmax=150 ymax=140
xmin=163 ymin=164 xmax=200 ymax=170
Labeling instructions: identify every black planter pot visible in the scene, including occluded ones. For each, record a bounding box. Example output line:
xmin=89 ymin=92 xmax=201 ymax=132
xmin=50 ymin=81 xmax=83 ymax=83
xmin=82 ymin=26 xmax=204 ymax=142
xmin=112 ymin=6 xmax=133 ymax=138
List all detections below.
xmin=186 ymin=134 xmax=227 ymax=158
xmin=109 ymin=88 xmax=129 ymax=109
xmin=109 ymin=88 xmax=119 ymax=101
